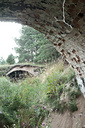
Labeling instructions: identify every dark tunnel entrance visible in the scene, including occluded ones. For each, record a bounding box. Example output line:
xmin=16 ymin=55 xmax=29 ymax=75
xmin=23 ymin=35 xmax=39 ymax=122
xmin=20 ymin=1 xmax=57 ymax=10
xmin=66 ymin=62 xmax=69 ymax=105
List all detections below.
xmin=8 ymin=70 xmax=33 ymax=81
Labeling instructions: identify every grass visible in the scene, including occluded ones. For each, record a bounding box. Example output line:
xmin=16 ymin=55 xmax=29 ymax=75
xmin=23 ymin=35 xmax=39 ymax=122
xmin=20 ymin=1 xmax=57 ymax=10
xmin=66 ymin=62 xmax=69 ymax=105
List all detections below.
xmin=0 ymin=77 xmax=48 ymax=127
xmin=0 ymin=61 xmax=45 ymax=69
xmin=0 ymin=61 xmax=81 ymax=128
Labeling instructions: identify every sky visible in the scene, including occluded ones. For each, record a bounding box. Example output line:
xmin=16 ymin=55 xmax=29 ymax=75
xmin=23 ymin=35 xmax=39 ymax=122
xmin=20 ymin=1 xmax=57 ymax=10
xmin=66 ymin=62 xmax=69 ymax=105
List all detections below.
xmin=0 ymin=22 xmax=22 ymax=60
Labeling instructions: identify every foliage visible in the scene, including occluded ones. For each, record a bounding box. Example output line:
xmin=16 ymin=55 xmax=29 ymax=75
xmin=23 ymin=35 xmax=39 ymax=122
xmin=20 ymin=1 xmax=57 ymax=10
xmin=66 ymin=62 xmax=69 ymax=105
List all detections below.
xmin=33 ymin=33 xmax=60 ymax=63
xmin=68 ymin=89 xmax=81 ymax=101
xmin=68 ymin=100 xmax=78 ymax=112
xmin=0 ymin=65 xmax=13 ymax=76
xmin=0 ymin=70 xmax=5 ymax=76
xmin=15 ymin=26 xmax=37 ymax=63
xmin=0 ymin=77 xmax=48 ymax=127
xmin=45 ymin=62 xmax=80 ymax=114
xmin=14 ymin=26 xmax=60 ymax=63
xmin=0 ymin=57 xmax=6 ymax=65
xmin=52 ymin=101 xmax=67 ymax=113
xmin=6 ymin=54 xmax=15 ymax=64
xmin=0 ymin=61 xmax=81 ymax=127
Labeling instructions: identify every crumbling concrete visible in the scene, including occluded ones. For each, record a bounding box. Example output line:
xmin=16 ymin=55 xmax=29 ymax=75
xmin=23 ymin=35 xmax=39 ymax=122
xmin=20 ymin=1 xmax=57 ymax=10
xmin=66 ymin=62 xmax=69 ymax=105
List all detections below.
xmin=0 ymin=0 xmax=85 ymax=96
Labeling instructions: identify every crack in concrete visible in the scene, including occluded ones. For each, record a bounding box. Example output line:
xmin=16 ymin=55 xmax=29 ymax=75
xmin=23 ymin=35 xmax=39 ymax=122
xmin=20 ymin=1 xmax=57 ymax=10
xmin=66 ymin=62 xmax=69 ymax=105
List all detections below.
xmin=54 ymin=0 xmax=73 ymax=30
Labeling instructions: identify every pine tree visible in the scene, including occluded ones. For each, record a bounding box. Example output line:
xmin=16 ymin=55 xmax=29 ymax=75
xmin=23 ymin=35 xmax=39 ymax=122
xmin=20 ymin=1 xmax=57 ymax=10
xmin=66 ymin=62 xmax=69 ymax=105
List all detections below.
xmin=15 ymin=26 xmax=38 ymax=63
xmin=14 ymin=26 xmax=60 ymax=63
xmin=33 ymin=33 xmax=60 ymax=63
xmin=6 ymin=54 xmax=15 ymax=64
xmin=0 ymin=57 xmax=6 ymax=65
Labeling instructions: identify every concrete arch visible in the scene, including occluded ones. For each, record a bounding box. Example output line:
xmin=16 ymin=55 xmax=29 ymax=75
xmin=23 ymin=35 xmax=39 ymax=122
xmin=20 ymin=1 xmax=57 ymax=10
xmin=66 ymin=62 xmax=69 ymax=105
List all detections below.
xmin=7 ymin=70 xmax=32 ymax=79
xmin=1 ymin=0 xmax=85 ymax=96
xmin=6 ymin=64 xmax=44 ymax=78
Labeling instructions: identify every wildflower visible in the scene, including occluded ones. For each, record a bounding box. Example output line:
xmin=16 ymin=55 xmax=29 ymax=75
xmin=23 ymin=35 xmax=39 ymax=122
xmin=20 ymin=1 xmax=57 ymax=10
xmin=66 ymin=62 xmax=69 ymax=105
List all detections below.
xmin=55 ymin=109 xmax=58 ymax=112
xmin=49 ymin=121 xmax=51 ymax=123
xmin=78 ymin=113 xmax=82 ymax=117
xmin=23 ymin=122 xmax=26 ymax=126
xmin=42 ymin=106 xmax=46 ymax=109
xmin=73 ymin=116 xmax=75 ymax=119
xmin=42 ymin=123 xmax=45 ymax=126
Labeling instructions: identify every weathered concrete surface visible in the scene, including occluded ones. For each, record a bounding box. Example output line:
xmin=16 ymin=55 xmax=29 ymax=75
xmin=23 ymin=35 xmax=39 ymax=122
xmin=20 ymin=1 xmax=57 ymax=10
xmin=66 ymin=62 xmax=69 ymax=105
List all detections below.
xmin=6 ymin=64 xmax=44 ymax=77
xmin=0 ymin=0 xmax=85 ymax=94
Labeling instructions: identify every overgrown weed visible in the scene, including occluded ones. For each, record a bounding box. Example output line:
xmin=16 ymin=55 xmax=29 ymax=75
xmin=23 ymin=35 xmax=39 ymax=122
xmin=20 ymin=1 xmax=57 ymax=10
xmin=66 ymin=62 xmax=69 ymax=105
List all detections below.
xmin=0 ymin=61 xmax=81 ymax=127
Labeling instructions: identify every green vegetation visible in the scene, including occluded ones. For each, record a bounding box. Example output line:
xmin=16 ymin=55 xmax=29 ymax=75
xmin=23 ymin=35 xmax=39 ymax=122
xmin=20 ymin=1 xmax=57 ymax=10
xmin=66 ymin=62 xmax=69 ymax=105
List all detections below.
xmin=0 ymin=61 xmax=81 ymax=127
xmin=45 ymin=62 xmax=79 ymax=113
xmin=6 ymin=54 xmax=15 ymax=65
xmin=68 ymin=100 xmax=78 ymax=112
xmin=0 ymin=62 xmax=45 ymax=77
xmin=0 ymin=57 xmax=6 ymax=65
xmin=0 ymin=65 xmax=11 ymax=76
xmin=14 ymin=26 xmax=60 ymax=63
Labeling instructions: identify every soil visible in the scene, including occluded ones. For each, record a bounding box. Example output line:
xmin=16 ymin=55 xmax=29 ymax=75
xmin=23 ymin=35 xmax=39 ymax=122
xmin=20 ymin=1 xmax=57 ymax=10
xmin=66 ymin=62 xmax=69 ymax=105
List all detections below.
xmin=43 ymin=95 xmax=85 ymax=128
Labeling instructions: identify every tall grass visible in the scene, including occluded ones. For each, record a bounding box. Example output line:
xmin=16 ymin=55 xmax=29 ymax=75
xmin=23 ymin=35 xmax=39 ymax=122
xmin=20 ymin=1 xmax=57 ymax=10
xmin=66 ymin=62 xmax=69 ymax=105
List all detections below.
xmin=0 ymin=61 xmax=80 ymax=128
xmin=0 ymin=77 xmax=48 ymax=127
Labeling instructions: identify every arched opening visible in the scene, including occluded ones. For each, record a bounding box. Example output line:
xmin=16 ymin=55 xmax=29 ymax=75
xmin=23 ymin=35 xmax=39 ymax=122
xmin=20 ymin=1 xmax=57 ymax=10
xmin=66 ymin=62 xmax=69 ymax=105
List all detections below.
xmin=0 ymin=21 xmax=22 ymax=63
xmin=8 ymin=70 xmax=32 ymax=80
xmin=0 ymin=0 xmax=85 ymax=128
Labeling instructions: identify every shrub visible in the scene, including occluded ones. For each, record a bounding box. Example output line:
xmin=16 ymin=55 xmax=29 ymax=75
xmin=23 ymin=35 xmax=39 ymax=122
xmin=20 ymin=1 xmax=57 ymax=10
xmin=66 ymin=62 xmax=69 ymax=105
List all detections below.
xmin=57 ymin=85 xmax=64 ymax=95
xmin=20 ymin=108 xmax=38 ymax=128
xmin=47 ymin=84 xmax=57 ymax=98
xmin=68 ymin=90 xmax=81 ymax=101
xmin=68 ymin=100 xmax=78 ymax=112
xmin=45 ymin=64 xmax=78 ymax=114
xmin=0 ymin=61 xmax=80 ymax=127
xmin=52 ymin=100 xmax=67 ymax=113
xmin=0 ymin=76 xmax=49 ymax=127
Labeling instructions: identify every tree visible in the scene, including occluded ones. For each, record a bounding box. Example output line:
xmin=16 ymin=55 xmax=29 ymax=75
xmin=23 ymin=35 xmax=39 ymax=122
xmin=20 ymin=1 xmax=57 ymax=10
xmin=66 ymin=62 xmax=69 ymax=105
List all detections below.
xmin=14 ymin=26 xmax=38 ymax=63
xmin=0 ymin=57 xmax=6 ymax=65
xmin=33 ymin=33 xmax=60 ymax=63
xmin=14 ymin=26 xmax=60 ymax=63
xmin=6 ymin=54 xmax=15 ymax=64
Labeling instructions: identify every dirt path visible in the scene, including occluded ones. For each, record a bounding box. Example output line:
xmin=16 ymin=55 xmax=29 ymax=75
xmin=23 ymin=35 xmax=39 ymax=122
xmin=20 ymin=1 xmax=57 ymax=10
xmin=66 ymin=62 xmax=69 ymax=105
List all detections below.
xmin=43 ymin=95 xmax=85 ymax=128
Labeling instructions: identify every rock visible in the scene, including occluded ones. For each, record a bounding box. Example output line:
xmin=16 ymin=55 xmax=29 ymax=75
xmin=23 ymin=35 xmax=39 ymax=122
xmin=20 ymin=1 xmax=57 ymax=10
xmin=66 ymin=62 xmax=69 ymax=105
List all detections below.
xmin=76 ymin=77 xmax=85 ymax=98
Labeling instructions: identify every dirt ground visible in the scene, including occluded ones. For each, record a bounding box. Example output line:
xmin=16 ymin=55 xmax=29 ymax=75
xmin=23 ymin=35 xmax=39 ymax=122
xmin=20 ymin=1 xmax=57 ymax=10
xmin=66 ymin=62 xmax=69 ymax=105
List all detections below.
xmin=43 ymin=95 xmax=85 ymax=128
